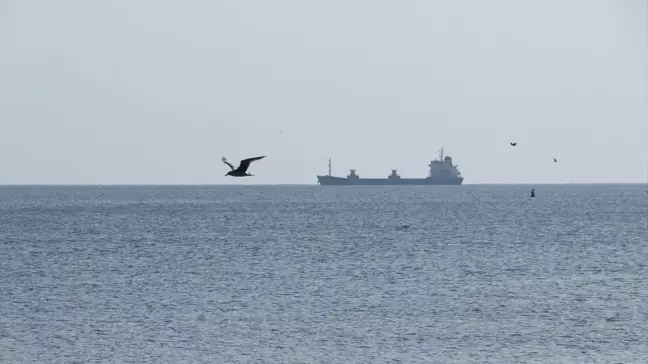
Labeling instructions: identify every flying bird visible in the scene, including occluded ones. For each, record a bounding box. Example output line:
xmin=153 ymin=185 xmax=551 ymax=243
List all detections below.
xmin=553 ymin=158 xmax=558 ymax=163
xmin=222 ymin=156 xmax=266 ymax=177
xmin=510 ymin=142 xmax=517 ymax=146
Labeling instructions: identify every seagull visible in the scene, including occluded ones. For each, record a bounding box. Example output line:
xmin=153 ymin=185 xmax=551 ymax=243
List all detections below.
xmin=222 ymin=156 xmax=266 ymax=177
xmin=510 ymin=142 xmax=517 ymax=146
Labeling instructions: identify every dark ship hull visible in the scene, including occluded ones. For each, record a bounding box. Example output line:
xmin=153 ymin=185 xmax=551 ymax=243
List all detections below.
xmin=317 ymin=175 xmax=463 ymax=186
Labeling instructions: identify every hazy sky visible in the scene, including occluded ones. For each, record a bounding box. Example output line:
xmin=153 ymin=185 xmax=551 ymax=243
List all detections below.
xmin=1 ymin=0 xmax=646 ymax=184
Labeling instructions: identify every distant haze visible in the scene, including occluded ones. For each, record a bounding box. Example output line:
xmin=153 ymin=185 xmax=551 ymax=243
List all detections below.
xmin=1 ymin=0 xmax=646 ymax=184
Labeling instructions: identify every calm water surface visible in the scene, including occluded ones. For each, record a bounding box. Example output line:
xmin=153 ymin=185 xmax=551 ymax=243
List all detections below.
xmin=1 ymin=185 xmax=647 ymax=363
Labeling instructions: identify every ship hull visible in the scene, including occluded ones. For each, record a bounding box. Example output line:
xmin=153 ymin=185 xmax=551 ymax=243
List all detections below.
xmin=317 ymin=175 xmax=463 ymax=186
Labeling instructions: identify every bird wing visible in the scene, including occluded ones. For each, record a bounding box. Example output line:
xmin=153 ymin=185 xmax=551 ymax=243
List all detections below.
xmin=238 ymin=156 xmax=266 ymax=172
xmin=221 ymin=157 xmax=236 ymax=171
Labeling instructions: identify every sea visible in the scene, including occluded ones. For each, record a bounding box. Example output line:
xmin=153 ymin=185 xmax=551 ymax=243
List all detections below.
xmin=1 ymin=184 xmax=647 ymax=363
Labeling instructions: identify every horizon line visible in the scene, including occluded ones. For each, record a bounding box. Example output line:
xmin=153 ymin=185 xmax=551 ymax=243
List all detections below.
xmin=0 ymin=182 xmax=646 ymax=187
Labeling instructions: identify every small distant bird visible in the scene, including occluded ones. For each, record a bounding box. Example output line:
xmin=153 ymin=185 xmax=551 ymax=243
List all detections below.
xmin=222 ymin=156 xmax=266 ymax=177
xmin=553 ymin=158 xmax=558 ymax=163
xmin=510 ymin=142 xmax=517 ymax=146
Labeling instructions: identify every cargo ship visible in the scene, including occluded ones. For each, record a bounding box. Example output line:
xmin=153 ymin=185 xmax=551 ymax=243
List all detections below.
xmin=317 ymin=148 xmax=464 ymax=186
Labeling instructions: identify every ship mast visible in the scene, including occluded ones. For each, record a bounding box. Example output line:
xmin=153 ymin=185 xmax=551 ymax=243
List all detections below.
xmin=328 ymin=158 xmax=332 ymax=176
xmin=438 ymin=147 xmax=444 ymax=161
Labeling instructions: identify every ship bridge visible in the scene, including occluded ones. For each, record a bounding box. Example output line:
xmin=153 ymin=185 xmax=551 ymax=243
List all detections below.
xmin=428 ymin=148 xmax=462 ymax=179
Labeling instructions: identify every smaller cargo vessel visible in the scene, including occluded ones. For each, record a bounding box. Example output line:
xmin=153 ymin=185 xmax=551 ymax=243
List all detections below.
xmin=317 ymin=148 xmax=464 ymax=186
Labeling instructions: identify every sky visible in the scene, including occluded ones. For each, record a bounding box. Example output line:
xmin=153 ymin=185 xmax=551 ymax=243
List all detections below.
xmin=0 ymin=0 xmax=646 ymax=184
